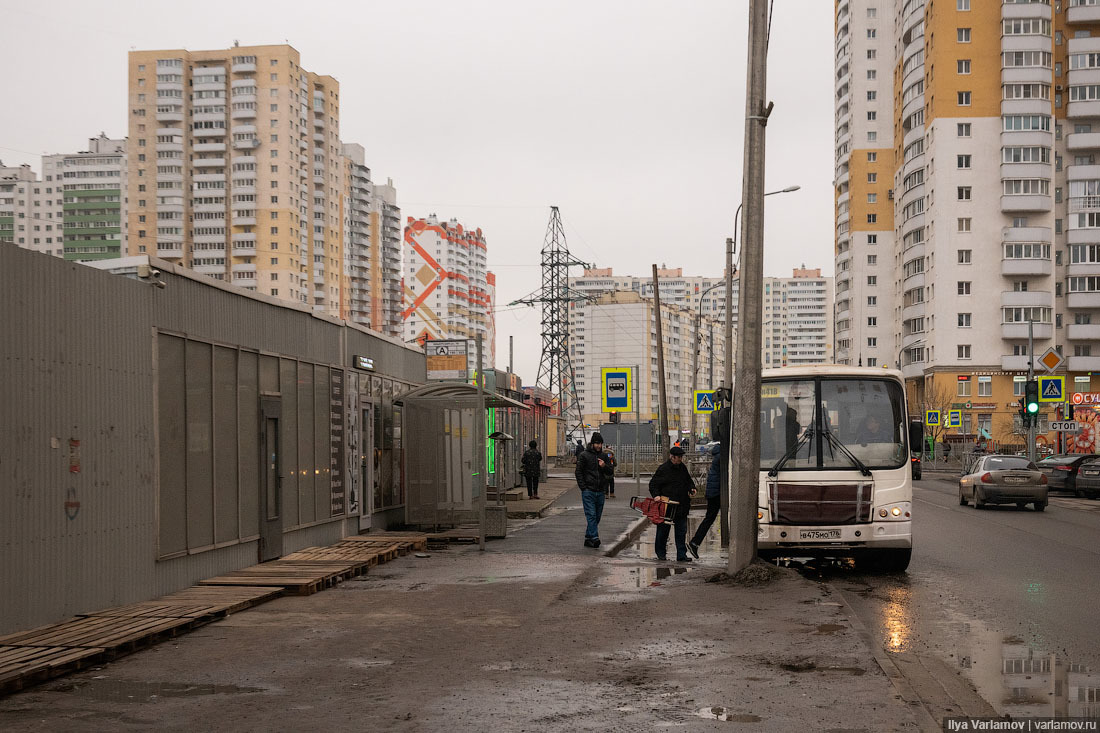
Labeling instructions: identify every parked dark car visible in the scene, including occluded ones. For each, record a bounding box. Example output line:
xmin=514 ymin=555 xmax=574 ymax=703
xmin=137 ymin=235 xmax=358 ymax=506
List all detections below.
xmin=1036 ymin=454 xmax=1099 ymax=496
xmin=1073 ymin=458 xmax=1100 ymax=499
xmin=959 ymin=454 xmax=1047 ymax=511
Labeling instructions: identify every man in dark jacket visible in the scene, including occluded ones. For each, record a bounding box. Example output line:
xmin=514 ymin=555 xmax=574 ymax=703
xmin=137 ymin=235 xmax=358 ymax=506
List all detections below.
xmin=687 ymin=443 xmax=722 ymax=559
xmin=521 ymin=440 xmax=543 ymax=500
xmin=649 ymin=446 xmax=696 ymax=561
xmin=576 ymin=432 xmax=613 ymax=548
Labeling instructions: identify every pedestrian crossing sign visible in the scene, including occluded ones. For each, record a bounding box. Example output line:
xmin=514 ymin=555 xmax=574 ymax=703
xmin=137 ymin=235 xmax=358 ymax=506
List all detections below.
xmin=1038 ymin=375 xmax=1064 ymax=403
xmin=925 ymin=410 xmax=941 ymax=426
xmin=947 ymin=410 xmax=962 ymax=428
xmin=693 ymin=390 xmax=718 ymax=414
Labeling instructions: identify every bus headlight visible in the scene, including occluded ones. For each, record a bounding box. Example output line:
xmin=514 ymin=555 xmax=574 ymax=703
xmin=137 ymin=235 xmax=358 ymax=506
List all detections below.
xmin=876 ymin=502 xmax=911 ymax=520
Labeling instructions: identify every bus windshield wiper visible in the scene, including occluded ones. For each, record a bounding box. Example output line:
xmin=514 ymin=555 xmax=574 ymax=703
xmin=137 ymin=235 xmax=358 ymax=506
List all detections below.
xmin=768 ymin=426 xmax=814 ymax=478
xmin=823 ymin=430 xmax=872 ymax=477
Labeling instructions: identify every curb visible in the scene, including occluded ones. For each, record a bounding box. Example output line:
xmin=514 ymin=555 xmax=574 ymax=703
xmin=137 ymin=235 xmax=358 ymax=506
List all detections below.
xmin=603 ymin=516 xmax=649 ymax=558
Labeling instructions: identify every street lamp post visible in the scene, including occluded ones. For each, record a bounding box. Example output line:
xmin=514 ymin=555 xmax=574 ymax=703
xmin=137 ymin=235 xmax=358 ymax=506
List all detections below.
xmin=720 ymin=184 xmax=799 ymax=549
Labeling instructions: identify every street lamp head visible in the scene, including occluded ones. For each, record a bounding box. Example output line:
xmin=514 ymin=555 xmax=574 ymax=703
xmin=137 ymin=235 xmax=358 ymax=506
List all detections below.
xmin=781 ymin=185 xmax=801 ymax=193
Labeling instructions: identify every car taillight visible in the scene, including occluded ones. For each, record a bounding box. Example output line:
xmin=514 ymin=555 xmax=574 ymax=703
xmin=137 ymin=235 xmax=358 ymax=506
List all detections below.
xmin=1040 ymin=474 xmax=1048 ymax=485
xmin=981 ymin=472 xmax=993 ymax=483
xmin=1054 ymin=465 xmax=1072 ymax=472
xmin=911 ymin=457 xmax=918 ymax=463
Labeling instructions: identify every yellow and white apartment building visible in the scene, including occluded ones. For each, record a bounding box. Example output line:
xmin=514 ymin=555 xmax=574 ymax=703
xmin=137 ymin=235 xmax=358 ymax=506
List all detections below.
xmin=836 ymin=0 xmax=1100 ymax=451
xmin=126 ymin=45 xmax=347 ymax=318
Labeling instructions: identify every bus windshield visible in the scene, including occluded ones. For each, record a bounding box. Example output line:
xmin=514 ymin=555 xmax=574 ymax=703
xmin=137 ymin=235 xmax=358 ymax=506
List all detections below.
xmin=760 ymin=378 xmax=907 ymax=471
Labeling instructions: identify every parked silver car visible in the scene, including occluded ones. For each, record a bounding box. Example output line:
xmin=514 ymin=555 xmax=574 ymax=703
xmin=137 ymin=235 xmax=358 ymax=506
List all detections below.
xmin=959 ymin=454 xmax=1048 ymax=511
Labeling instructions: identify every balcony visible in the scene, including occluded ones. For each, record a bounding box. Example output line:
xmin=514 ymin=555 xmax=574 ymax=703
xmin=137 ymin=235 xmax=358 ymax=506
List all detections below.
xmin=1067 ymin=100 xmax=1100 ymax=120
xmin=194 ymin=172 xmax=226 ymax=183
xmin=1001 ymin=290 xmax=1052 ymax=307
xmin=233 ymin=215 xmax=256 ymax=226
xmin=313 ymin=175 xmax=325 ymax=185
xmin=313 ymin=116 xmax=324 ymax=129
xmin=1068 ymin=291 xmax=1100 ymax=309
xmin=193 ymin=142 xmax=226 ymax=153
xmin=193 ymin=262 xmax=225 ymax=275
xmin=232 ymin=137 xmax=260 ymax=150
xmin=156 ymin=111 xmax=183 ymax=123
xmin=1001 ymin=258 xmax=1052 ymax=277
xmin=193 ymin=157 xmax=225 ymax=168
xmin=1001 ymin=355 xmax=1031 ymax=371
xmin=155 ymin=142 xmax=183 ymax=153
xmin=1068 ymin=324 xmax=1100 ymax=340
xmin=193 ymin=203 xmax=225 ymax=214
xmin=230 ymin=93 xmax=256 ymax=104
xmin=1001 ymin=194 xmax=1052 ymax=213
xmin=231 ymin=107 xmax=257 ymax=119
xmin=1067 ymin=132 xmax=1100 ymax=152
xmin=1068 ymin=356 xmax=1100 ymax=371
xmin=1002 ymin=323 xmax=1052 ymax=340
xmin=192 ymin=127 xmax=225 ymax=138
xmin=231 ymin=243 xmax=256 ymax=257
xmin=1068 ymin=4 xmax=1100 ymax=24
xmin=231 ymin=62 xmax=257 ymax=73
xmin=313 ymin=132 xmax=325 ymax=143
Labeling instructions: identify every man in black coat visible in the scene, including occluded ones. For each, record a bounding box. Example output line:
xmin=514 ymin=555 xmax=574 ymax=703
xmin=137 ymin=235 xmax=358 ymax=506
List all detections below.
xmin=575 ymin=432 xmax=613 ymax=548
xmin=649 ymin=446 xmax=697 ymax=562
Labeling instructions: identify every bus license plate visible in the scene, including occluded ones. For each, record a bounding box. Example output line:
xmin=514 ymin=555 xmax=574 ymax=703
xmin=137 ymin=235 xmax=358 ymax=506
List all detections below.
xmin=799 ymin=529 xmax=841 ymax=540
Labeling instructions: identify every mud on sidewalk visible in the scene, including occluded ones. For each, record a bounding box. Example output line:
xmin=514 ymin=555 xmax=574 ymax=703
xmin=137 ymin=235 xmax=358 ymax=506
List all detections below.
xmin=0 ymin=539 xmax=921 ymax=732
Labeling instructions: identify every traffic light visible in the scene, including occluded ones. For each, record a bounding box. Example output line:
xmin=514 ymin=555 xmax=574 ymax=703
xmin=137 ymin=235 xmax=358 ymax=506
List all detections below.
xmin=608 ymin=412 xmax=620 ymax=424
xmin=1024 ymin=380 xmax=1040 ymax=416
xmin=1067 ymin=403 xmax=1075 ymax=420
xmin=1018 ymin=398 xmax=1030 ymax=429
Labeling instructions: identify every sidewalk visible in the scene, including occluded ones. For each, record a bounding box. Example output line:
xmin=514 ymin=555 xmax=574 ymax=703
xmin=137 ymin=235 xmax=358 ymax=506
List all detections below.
xmin=0 ymin=476 xmax=939 ymax=731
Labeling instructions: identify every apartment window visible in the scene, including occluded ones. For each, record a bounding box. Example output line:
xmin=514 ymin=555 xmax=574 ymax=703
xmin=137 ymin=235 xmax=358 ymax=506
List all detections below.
xmin=958 ymin=249 xmax=972 ymax=263
xmin=867 ymin=152 xmax=877 ymax=162
xmin=958 ymin=0 xmax=970 ymax=8
xmin=271 ymin=165 xmax=278 ymax=173
xmin=958 ymin=91 xmax=972 ymax=106
xmin=270 ymin=227 xmax=278 ymax=234
xmin=868 ymin=111 xmax=877 ymax=121
xmin=1076 ymin=345 xmax=1092 ymax=357
xmin=958 ymin=218 xmax=972 ymax=232
xmin=271 ymin=181 xmax=278 ymax=188
xmin=868 ymin=276 xmax=877 ymax=286
xmin=958 ymin=313 xmax=972 ymax=327
xmin=867 ymin=29 xmax=876 ymax=39
xmin=868 ymin=255 xmax=877 ymax=265
xmin=270 ymin=104 xmax=278 ymax=112
xmin=868 ymin=338 xmax=878 ymax=347
xmin=958 ymin=281 xmax=972 ymax=295
xmin=271 ymin=257 xmax=278 ymax=264
xmin=958 ymin=154 xmax=972 ymax=169
xmin=867 ymin=234 xmax=877 ymax=244
xmin=867 ymin=214 xmax=877 ymax=223
xmin=270 ymin=73 xmax=278 ymax=81
xmin=958 ymin=378 xmax=972 ymax=399
xmin=868 ymin=193 xmax=877 ymax=203
xmin=978 ymin=376 xmax=992 ymax=397
xmin=868 ymin=173 xmax=877 ymax=183
xmin=867 ymin=91 xmax=877 ymax=101
xmin=868 ymin=50 xmax=876 ymax=60
xmin=271 ymin=134 xmax=278 ymax=142
xmin=867 ymin=358 xmax=878 ymax=367
xmin=958 ymin=59 xmax=971 ymax=74
xmin=867 ymin=7 xmax=877 ymax=17
xmin=867 ymin=317 xmax=878 ymax=326
xmin=867 ymin=131 xmax=877 ymax=141
xmin=958 ymin=28 xmax=971 ymax=43
xmin=958 ymin=186 xmax=971 ymax=201
xmin=958 ymin=123 xmax=971 ymax=137
xmin=868 ymin=296 xmax=877 ymax=306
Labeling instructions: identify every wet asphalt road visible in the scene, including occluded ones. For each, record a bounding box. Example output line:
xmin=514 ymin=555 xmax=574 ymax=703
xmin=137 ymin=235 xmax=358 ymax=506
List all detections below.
xmin=824 ymin=474 xmax=1100 ymax=718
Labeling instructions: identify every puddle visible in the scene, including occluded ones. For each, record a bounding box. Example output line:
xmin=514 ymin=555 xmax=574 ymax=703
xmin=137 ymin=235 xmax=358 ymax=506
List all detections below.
xmin=594 ymin=564 xmax=690 ymax=589
xmin=947 ymin=616 xmax=1100 ymax=720
xmin=695 ymin=706 xmax=762 ymax=722
xmin=49 ymin=678 xmax=265 ymax=701
xmin=618 ymin=512 xmax=725 ymax=562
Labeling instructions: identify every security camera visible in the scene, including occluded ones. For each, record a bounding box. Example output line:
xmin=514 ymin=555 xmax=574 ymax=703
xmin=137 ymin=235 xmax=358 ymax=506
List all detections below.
xmin=136 ymin=264 xmax=162 ymax=279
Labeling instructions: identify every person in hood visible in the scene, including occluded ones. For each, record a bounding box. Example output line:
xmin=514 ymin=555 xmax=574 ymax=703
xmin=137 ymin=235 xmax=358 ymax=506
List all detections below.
xmin=521 ymin=440 xmax=543 ymax=500
xmin=649 ymin=446 xmax=696 ymax=562
xmin=687 ymin=442 xmax=723 ymax=559
xmin=575 ymin=432 xmax=613 ymax=548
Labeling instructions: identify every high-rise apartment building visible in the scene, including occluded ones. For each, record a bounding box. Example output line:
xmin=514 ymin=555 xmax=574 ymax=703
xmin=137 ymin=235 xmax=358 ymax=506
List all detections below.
xmin=371 ymin=179 xmax=402 ymax=337
xmin=834 ymin=1 xmax=1100 ymax=444
xmin=127 ymin=44 xmax=344 ymax=315
xmin=572 ymin=267 xmax=736 ymax=326
xmin=763 ymin=267 xmax=835 ymax=368
xmin=572 ymin=291 xmax=726 ymax=438
xmin=42 ymin=134 xmax=127 ymax=262
xmin=0 ymin=164 xmax=42 ymax=252
xmin=403 ymin=214 xmax=495 ymax=370
xmin=342 ymin=143 xmax=373 ymax=326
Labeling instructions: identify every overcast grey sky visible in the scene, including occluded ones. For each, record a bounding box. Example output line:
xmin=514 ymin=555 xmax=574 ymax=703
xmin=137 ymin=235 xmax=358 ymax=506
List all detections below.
xmin=0 ymin=0 xmax=834 ymax=385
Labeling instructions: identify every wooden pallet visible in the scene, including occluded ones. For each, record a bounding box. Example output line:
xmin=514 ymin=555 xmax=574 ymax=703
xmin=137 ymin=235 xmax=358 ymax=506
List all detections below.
xmin=340 ymin=532 xmax=429 ymax=553
xmin=283 ymin=545 xmax=385 ymax=565
xmin=81 ymin=586 xmax=283 ymax=620
xmin=0 ymin=645 xmax=104 ymax=694
xmin=198 ymin=560 xmax=366 ymax=595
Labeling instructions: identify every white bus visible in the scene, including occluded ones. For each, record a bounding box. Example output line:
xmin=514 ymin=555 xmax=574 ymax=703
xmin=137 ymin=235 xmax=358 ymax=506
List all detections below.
xmin=755 ymin=365 xmax=919 ymax=572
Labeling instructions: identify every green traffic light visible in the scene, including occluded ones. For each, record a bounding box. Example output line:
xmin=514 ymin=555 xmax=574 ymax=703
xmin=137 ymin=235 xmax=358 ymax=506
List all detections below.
xmin=1024 ymin=380 xmax=1039 ymax=414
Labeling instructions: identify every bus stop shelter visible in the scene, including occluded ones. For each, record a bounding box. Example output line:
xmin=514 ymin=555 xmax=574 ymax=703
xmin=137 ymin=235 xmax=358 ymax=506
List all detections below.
xmin=397 ymin=382 xmax=528 ymax=528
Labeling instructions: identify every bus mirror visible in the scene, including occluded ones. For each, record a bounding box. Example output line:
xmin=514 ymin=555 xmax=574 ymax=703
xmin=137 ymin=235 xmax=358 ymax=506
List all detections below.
xmin=908 ymin=421 xmax=923 ymax=452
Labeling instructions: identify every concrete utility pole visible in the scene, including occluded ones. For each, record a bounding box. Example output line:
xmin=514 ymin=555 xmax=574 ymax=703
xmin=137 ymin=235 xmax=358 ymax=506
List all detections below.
xmin=729 ymin=0 xmax=771 ymax=574
xmin=652 ymin=264 xmax=671 ymax=454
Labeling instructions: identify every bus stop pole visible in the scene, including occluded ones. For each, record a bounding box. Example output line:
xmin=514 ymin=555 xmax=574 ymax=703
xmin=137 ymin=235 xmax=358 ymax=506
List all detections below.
xmin=634 ymin=364 xmax=640 ymax=495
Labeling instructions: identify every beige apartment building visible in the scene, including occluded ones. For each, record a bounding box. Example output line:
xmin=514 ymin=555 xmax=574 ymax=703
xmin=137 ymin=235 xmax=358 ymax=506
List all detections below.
xmin=127 ymin=44 xmax=345 ymax=316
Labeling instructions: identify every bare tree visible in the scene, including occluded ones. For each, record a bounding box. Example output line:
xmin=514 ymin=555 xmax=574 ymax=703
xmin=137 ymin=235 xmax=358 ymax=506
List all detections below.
xmin=912 ymin=380 xmax=958 ymax=456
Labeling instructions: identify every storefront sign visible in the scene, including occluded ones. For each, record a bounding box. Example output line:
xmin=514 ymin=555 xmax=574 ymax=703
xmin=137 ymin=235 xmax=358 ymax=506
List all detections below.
xmin=353 ymin=355 xmax=375 ymax=371
xmin=1071 ymin=392 xmax=1100 ymax=405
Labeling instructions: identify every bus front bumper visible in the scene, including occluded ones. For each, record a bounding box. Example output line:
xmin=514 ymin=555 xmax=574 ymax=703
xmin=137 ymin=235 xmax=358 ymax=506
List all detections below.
xmin=758 ymin=520 xmax=911 ymax=550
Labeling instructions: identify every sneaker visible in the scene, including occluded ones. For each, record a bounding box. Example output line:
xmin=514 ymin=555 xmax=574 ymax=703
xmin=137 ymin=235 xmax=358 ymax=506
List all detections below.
xmin=655 ymin=554 xmax=667 ymax=561
xmin=687 ymin=542 xmax=700 ymax=560
xmin=677 ymin=556 xmax=693 ymax=563
xmin=583 ymin=538 xmax=596 ymax=548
